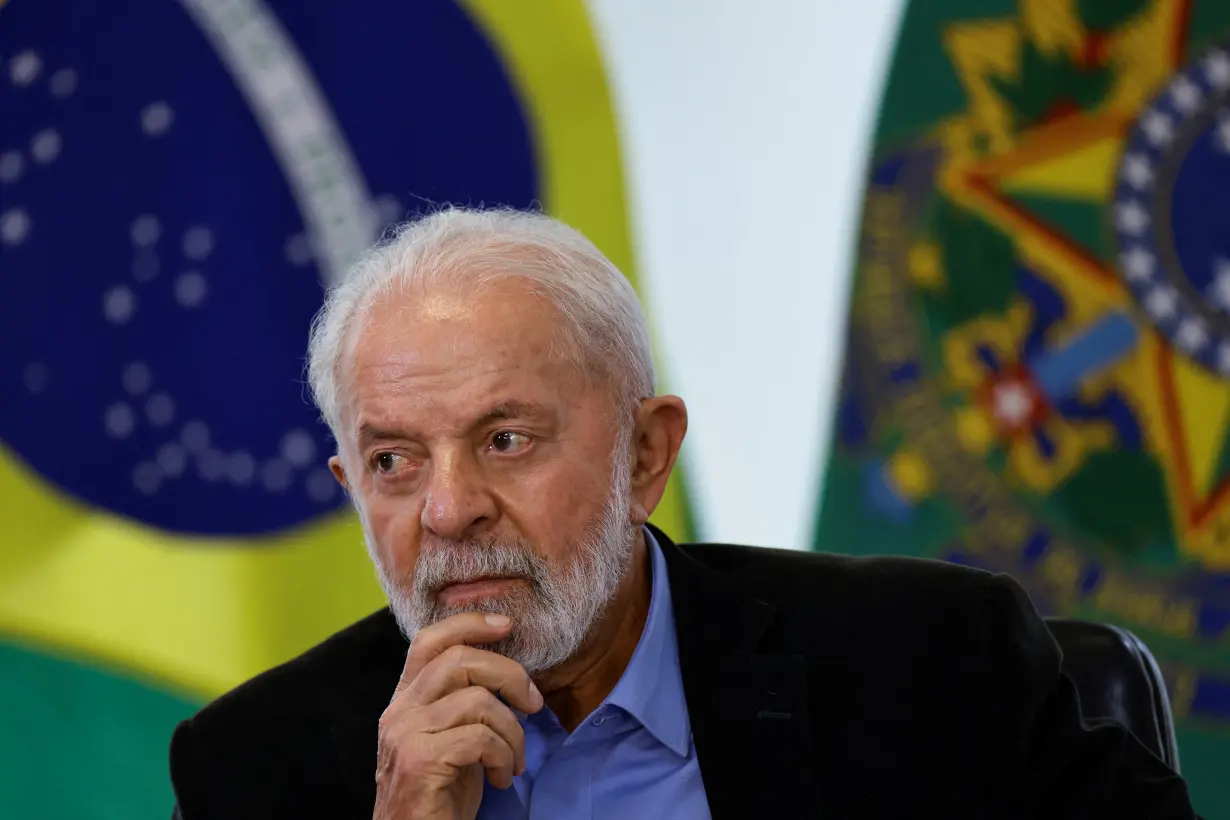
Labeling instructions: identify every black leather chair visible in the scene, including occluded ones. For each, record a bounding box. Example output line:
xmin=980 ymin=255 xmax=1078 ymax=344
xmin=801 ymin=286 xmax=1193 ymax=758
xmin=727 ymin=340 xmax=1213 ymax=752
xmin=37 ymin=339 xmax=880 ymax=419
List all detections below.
xmin=1047 ymin=618 xmax=1180 ymax=772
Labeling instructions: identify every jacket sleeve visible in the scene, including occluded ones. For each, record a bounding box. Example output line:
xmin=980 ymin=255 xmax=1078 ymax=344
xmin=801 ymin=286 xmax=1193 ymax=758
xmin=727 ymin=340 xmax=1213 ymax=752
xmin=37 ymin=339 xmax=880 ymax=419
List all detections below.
xmin=977 ymin=572 xmax=1201 ymax=820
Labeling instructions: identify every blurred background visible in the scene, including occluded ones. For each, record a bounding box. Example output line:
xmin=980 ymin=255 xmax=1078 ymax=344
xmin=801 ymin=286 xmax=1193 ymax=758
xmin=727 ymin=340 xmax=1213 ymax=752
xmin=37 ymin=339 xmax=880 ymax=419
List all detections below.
xmin=2 ymin=0 xmax=1229 ymax=817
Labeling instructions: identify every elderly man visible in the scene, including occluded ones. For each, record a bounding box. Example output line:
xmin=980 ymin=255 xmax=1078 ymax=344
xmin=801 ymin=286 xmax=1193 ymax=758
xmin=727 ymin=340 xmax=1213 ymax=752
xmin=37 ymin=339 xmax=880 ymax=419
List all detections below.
xmin=169 ymin=208 xmax=1198 ymax=820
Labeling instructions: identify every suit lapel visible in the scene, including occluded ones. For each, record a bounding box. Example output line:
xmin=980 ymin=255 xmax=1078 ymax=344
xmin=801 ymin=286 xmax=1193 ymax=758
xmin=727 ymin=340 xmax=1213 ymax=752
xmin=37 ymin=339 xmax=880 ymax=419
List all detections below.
xmin=656 ymin=527 xmax=821 ymax=818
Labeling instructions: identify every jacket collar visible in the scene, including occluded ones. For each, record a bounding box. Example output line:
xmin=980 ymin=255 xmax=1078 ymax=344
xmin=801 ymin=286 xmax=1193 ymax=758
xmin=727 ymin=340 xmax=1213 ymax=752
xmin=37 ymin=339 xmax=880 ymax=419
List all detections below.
xmin=332 ymin=525 xmax=820 ymax=817
xmin=654 ymin=525 xmax=821 ymax=818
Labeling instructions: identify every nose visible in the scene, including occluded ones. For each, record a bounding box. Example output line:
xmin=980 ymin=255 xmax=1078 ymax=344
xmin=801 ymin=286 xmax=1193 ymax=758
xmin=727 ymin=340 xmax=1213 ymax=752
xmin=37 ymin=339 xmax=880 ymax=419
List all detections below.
xmin=420 ymin=447 xmax=497 ymax=541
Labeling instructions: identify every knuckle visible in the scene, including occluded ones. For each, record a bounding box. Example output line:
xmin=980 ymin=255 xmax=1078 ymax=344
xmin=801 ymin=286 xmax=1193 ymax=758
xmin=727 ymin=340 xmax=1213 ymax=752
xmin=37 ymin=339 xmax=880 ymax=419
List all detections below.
xmin=410 ymin=616 xmax=452 ymax=642
xmin=472 ymin=725 xmax=512 ymax=761
xmin=398 ymin=673 xmax=428 ymax=704
xmin=459 ymin=722 xmax=493 ymax=744
xmin=478 ymin=725 xmax=505 ymax=754
xmin=376 ymin=717 xmax=408 ymax=751
xmin=377 ymin=702 xmax=428 ymax=742
xmin=377 ymin=702 xmax=403 ymax=734
xmin=437 ymin=662 xmax=467 ymax=693
xmin=406 ymin=631 xmax=437 ymax=659
xmin=461 ymin=684 xmax=496 ymax=711
xmin=439 ymin=643 xmax=470 ymax=667
xmin=407 ymin=622 xmax=455 ymax=659
xmin=376 ymin=731 xmax=428 ymax=780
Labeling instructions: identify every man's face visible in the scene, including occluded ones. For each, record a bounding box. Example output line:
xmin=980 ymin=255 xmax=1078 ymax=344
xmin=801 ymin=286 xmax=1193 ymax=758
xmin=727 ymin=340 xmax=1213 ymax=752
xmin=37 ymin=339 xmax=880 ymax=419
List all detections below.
xmin=329 ymin=276 xmax=638 ymax=672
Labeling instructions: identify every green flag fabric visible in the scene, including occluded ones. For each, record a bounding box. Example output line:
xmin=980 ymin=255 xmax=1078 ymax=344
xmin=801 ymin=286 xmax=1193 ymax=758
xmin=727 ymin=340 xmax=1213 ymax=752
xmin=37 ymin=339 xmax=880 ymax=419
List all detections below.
xmin=816 ymin=0 xmax=1230 ymax=815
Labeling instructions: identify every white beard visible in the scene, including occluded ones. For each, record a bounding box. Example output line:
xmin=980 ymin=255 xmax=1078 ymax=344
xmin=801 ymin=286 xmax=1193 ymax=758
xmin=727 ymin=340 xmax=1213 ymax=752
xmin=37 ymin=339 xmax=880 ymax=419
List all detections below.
xmin=359 ymin=438 xmax=637 ymax=675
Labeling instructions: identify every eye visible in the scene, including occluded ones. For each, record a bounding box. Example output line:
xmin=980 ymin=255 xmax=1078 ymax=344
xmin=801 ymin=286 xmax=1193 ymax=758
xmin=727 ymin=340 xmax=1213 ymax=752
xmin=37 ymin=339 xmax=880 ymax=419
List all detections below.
xmin=490 ymin=431 xmax=532 ymax=454
xmin=373 ymin=452 xmax=403 ymax=474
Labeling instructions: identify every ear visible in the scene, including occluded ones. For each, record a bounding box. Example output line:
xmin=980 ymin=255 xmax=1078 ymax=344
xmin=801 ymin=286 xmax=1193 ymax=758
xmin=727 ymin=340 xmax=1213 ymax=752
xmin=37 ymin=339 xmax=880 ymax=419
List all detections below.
xmin=329 ymin=454 xmax=351 ymax=493
xmin=627 ymin=395 xmax=688 ymax=526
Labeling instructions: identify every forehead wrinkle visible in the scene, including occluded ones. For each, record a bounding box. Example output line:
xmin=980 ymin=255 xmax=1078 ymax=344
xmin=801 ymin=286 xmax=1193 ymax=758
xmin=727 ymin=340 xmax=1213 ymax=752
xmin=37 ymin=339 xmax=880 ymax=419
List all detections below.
xmin=351 ymin=350 xmax=579 ymax=444
xmin=336 ymin=275 xmax=623 ymax=443
xmin=359 ymin=281 xmax=572 ymax=371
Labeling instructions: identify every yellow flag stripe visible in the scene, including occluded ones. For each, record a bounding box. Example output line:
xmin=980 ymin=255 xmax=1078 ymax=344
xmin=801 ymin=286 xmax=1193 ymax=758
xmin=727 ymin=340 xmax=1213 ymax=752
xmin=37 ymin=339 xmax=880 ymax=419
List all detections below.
xmin=0 ymin=445 xmax=381 ymax=700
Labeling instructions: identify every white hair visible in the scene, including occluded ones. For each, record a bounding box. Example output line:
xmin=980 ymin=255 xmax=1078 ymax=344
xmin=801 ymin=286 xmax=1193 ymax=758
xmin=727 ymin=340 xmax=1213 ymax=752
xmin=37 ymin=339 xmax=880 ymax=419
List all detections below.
xmin=305 ymin=206 xmax=656 ymax=443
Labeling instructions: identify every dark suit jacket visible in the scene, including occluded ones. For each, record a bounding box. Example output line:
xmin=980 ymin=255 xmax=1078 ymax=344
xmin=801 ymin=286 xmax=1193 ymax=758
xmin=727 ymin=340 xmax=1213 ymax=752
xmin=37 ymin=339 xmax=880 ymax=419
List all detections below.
xmin=170 ymin=528 xmax=1198 ymax=819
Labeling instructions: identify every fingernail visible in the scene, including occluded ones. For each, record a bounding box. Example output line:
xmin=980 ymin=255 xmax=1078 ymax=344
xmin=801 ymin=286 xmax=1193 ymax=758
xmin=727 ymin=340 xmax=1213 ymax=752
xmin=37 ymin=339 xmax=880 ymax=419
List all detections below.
xmin=529 ymin=681 xmax=543 ymax=710
xmin=485 ymin=613 xmax=510 ymax=627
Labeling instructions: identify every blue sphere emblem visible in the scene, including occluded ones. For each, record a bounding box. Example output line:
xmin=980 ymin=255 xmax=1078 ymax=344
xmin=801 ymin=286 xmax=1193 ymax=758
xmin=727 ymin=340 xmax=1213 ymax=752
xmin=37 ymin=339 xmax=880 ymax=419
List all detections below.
xmin=1113 ymin=42 xmax=1230 ymax=376
xmin=0 ymin=0 xmax=538 ymax=537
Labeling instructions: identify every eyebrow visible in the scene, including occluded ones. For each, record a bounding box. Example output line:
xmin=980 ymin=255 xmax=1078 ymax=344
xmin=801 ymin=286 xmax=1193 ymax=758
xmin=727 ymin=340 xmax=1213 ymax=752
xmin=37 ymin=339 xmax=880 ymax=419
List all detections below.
xmin=356 ymin=422 xmax=413 ymax=448
xmin=473 ymin=400 xmax=554 ymax=428
xmin=355 ymin=401 xmax=555 ymax=447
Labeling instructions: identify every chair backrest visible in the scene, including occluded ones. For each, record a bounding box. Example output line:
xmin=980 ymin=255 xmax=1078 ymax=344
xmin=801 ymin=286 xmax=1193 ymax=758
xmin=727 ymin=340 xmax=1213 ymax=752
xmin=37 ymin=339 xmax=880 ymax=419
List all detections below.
xmin=1046 ymin=618 xmax=1180 ymax=773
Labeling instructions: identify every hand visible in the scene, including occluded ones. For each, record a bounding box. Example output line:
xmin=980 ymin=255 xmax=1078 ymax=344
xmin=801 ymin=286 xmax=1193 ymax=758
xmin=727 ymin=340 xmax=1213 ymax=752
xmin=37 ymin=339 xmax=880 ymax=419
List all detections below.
xmin=372 ymin=612 xmax=544 ymax=820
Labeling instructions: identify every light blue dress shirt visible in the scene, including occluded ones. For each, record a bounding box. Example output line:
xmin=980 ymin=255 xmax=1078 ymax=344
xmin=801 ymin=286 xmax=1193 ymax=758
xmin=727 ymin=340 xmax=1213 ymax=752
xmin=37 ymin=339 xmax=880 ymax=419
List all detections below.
xmin=477 ymin=528 xmax=711 ymax=819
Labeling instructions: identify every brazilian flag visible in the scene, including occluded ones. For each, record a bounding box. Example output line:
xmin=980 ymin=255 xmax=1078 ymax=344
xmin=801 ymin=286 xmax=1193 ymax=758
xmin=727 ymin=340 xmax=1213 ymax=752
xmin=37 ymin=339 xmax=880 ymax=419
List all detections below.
xmin=0 ymin=1 xmax=690 ymax=817
xmin=816 ymin=0 xmax=1230 ymax=816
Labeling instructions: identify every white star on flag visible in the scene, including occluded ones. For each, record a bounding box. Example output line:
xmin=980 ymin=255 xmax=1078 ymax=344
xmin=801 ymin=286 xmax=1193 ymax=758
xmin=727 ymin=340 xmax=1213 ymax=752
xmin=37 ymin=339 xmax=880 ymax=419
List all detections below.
xmin=1141 ymin=110 xmax=1175 ymax=147
xmin=1170 ymin=76 xmax=1202 ymax=114
xmin=1209 ymin=258 xmax=1230 ymax=312
xmin=1176 ymin=318 xmax=1209 ymax=353
xmin=1145 ymin=286 xmax=1179 ymax=321
xmin=1120 ymin=154 xmax=1154 ymax=190
xmin=1206 ymin=50 xmax=1230 ymax=88
xmin=8 ymin=50 xmax=41 ymax=86
xmin=1121 ymin=246 xmax=1155 ymax=282
xmin=1115 ymin=200 xmax=1150 ymax=236
xmin=1215 ymin=112 xmax=1230 ymax=154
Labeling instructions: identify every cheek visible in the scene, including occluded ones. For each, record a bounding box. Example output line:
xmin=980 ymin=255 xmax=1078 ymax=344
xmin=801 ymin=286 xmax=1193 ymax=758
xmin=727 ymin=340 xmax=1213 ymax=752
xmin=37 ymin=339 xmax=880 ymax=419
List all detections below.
xmin=360 ymin=493 xmax=422 ymax=577
xmin=499 ymin=464 xmax=612 ymax=550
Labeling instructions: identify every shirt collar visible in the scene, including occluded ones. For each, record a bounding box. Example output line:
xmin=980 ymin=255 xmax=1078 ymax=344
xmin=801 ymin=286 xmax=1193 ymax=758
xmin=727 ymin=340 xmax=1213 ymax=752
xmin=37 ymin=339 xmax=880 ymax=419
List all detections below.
xmin=602 ymin=526 xmax=692 ymax=758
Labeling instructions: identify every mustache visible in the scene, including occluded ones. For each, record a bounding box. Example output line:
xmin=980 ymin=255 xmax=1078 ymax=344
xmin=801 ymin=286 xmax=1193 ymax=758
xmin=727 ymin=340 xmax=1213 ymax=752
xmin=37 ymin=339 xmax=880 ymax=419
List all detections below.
xmin=410 ymin=537 xmax=549 ymax=596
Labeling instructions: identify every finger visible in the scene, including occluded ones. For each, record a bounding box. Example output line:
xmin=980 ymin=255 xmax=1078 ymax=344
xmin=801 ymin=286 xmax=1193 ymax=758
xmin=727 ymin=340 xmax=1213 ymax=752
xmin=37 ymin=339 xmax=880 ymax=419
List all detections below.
xmin=420 ymin=686 xmax=526 ymax=776
xmin=405 ymin=645 xmax=543 ymax=715
xmin=395 ymin=612 xmax=513 ymax=697
xmin=438 ymin=724 xmax=517 ymax=790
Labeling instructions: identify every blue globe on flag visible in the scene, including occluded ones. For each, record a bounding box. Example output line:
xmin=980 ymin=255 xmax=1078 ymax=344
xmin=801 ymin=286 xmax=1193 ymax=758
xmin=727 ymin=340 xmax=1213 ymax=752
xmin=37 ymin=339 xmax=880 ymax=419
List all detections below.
xmin=0 ymin=0 xmax=538 ymax=537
